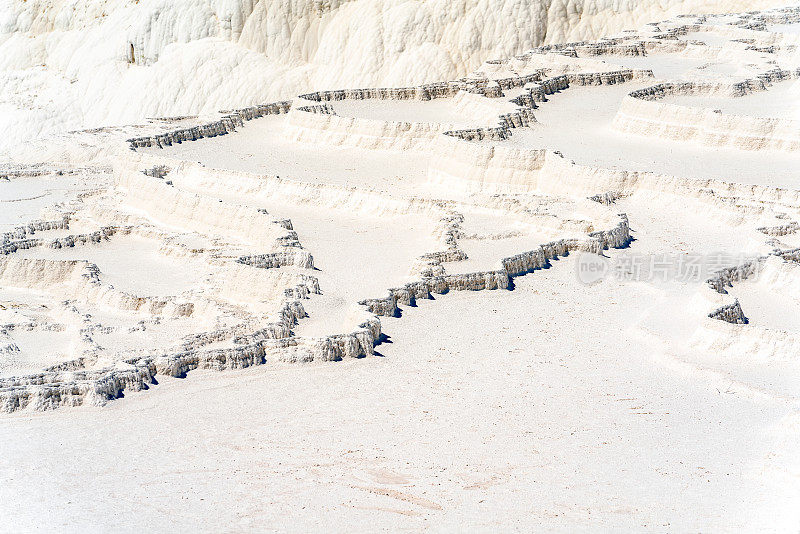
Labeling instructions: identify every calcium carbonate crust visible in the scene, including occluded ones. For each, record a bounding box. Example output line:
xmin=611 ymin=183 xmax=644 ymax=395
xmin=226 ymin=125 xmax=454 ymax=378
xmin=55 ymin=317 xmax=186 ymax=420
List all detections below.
xmin=3 ymin=6 xmax=800 ymax=411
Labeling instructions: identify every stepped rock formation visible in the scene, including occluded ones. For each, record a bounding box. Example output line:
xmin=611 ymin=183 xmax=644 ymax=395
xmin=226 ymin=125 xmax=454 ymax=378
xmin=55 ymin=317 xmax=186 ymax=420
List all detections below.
xmin=3 ymin=5 xmax=800 ymax=531
xmin=4 ymin=4 xmax=800 ymax=410
xmin=0 ymin=0 xmax=790 ymax=152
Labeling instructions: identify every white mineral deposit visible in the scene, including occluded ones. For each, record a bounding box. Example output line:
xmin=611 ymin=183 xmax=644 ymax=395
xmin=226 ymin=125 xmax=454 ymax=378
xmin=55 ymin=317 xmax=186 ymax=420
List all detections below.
xmin=1 ymin=1 xmax=800 ymax=531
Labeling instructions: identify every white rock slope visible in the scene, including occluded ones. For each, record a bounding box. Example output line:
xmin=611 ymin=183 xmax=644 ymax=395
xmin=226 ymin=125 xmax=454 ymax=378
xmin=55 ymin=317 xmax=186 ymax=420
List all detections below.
xmin=0 ymin=0 xmax=791 ymax=152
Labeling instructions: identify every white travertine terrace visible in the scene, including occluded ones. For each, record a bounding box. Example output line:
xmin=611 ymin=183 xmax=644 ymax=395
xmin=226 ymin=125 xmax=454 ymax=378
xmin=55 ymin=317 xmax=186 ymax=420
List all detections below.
xmin=614 ymin=75 xmax=800 ymax=150
xmin=1 ymin=5 xmax=799 ymax=412
xmin=1 ymin=0 xmax=790 ymax=154
xmin=3 ymin=4 xmax=800 ymax=530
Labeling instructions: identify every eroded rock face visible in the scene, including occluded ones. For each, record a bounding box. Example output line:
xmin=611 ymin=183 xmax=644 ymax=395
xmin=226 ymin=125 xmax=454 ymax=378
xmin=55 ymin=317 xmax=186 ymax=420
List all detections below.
xmin=0 ymin=154 xmax=633 ymax=411
xmin=3 ymin=6 xmax=800 ymax=411
xmin=708 ymin=299 xmax=748 ymax=324
xmin=614 ymin=71 xmax=800 ymax=151
xmin=707 ymin=259 xmax=763 ymax=294
xmin=4 ymin=0 xmax=783 ymax=153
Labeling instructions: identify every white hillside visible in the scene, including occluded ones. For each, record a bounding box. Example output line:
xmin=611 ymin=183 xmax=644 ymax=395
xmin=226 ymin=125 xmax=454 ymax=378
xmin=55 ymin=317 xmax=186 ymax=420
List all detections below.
xmin=2 ymin=4 xmax=800 ymax=531
xmin=0 ymin=0 xmax=790 ymax=152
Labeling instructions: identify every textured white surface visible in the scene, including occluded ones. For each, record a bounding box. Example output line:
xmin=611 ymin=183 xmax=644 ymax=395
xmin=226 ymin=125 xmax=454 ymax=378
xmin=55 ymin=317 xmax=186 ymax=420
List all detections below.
xmin=0 ymin=0 xmax=791 ymax=152
xmin=2 ymin=5 xmax=800 ymax=531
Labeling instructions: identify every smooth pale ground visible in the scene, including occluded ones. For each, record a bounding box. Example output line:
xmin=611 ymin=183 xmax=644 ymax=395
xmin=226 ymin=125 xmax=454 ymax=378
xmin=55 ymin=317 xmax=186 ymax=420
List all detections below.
xmin=4 ymin=182 xmax=798 ymax=532
xmin=445 ymin=230 xmax=567 ymax=274
xmin=504 ymin=82 xmax=800 ymax=188
xmin=661 ymin=79 xmax=800 ymax=118
xmin=0 ymin=175 xmax=85 ymax=230
xmin=159 ymin=126 xmax=613 ymax=336
xmin=773 ymin=231 xmax=800 ymax=250
xmin=729 ymin=266 xmax=800 ymax=332
xmin=680 ymin=30 xmax=742 ymax=47
xmin=145 ymin=115 xmax=433 ymax=194
xmin=165 ymin=173 xmax=442 ymax=336
xmin=14 ymin=235 xmax=208 ymax=297
xmin=0 ymin=286 xmax=226 ymax=378
xmin=2 ymin=250 xmax=798 ymax=532
xmin=85 ymin=310 xmax=229 ymax=359
xmin=732 ymin=281 xmax=800 ymax=331
xmin=597 ymin=53 xmax=738 ymax=80
xmin=159 ymin=135 xmax=615 ymax=336
xmin=772 ymin=23 xmax=800 ymax=34
xmin=329 ymin=98 xmax=493 ymax=128
xmin=0 ymin=288 xmax=76 ymax=377
xmin=0 ymin=180 xmax=241 ymax=373
xmin=283 ymin=207 xmax=440 ymax=337
xmin=3 ymin=14 xmax=800 ymax=529
xmin=609 ymin=191 xmax=800 ymax=399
